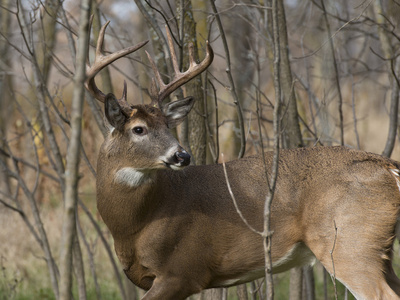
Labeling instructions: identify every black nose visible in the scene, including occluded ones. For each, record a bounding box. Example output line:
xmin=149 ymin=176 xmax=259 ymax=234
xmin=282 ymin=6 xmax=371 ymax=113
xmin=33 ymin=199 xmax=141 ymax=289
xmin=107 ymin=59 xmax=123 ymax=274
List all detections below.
xmin=175 ymin=150 xmax=191 ymax=166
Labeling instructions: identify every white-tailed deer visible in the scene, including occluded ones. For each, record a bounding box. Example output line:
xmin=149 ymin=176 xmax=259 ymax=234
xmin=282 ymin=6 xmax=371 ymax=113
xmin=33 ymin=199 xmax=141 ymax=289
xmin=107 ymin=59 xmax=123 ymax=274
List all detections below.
xmin=86 ymin=21 xmax=400 ymax=300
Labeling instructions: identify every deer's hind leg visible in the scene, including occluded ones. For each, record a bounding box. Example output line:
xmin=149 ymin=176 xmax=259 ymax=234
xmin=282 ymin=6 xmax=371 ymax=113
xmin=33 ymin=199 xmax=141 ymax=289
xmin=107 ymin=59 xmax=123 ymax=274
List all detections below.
xmin=384 ymin=254 xmax=400 ymax=296
xmin=312 ymin=249 xmax=400 ymax=300
xmin=307 ymin=226 xmax=400 ymax=300
xmin=304 ymin=176 xmax=400 ymax=299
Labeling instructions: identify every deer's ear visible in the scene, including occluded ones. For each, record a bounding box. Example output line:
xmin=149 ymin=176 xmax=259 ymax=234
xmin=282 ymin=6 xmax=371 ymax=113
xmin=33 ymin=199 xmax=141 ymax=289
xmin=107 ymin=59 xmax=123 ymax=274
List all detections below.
xmin=163 ymin=97 xmax=195 ymax=128
xmin=105 ymin=93 xmax=127 ymax=131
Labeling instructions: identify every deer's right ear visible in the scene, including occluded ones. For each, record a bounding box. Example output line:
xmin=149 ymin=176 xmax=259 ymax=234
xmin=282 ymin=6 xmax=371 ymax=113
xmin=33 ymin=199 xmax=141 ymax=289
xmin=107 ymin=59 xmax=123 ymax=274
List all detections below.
xmin=105 ymin=93 xmax=127 ymax=131
xmin=163 ymin=97 xmax=195 ymax=128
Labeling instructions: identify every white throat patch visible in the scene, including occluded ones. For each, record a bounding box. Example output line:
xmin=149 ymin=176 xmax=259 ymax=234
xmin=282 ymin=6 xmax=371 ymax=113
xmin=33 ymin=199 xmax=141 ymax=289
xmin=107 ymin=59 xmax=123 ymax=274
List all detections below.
xmin=114 ymin=167 xmax=152 ymax=187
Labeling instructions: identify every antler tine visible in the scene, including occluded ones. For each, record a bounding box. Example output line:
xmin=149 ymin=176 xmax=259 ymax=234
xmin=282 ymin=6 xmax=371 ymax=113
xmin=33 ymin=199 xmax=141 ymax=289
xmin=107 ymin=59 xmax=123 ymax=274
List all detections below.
xmin=121 ymin=80 xmax=128 ymax=102
xmin=145 ymin=51 xmax=167 ymax=88
xmin=167 ymin=27 xmax=181 ymax=77
xmin=85 ymin=20 xmax=148 ymax=104
xmin=147 ymin=26 xmax=214 ymax=108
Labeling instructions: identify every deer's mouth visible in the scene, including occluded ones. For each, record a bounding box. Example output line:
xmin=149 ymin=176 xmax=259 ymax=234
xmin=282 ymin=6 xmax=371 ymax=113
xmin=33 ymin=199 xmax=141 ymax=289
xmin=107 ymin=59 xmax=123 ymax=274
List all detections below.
xmin=163 ymin=162 xmax=185 ymax=170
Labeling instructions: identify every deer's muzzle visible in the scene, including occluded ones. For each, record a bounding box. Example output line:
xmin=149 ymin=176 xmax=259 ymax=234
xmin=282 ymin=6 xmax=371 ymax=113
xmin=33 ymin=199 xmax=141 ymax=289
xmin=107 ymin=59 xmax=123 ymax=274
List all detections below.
xmin=175 ymin=150 xmax=191 ymax=167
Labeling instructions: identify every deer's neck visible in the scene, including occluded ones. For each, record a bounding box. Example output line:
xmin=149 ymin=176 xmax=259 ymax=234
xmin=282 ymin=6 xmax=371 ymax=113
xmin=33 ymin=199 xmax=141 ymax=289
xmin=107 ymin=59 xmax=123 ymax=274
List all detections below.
xmin=113 ymin=167 xmax=153 ymax=187
xmin=96 ymin=156 xmax=160 ymax=240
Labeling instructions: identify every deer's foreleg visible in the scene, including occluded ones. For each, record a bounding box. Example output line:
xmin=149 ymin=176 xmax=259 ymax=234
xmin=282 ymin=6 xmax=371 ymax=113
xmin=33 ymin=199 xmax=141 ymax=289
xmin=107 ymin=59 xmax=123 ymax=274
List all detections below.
xmin=141 ymin=276 xmax=201 ymax=300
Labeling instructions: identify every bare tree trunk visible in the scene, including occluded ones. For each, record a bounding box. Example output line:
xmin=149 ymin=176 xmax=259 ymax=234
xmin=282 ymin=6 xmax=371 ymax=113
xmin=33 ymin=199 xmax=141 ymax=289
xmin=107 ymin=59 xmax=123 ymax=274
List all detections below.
xmin=382 ymin=57 xmax=400 ymax=158
xmin=224 ymin=0 xmax=254 ymax=159
xmin=0 ymin=0 xmax=13 ymax=200
xmin=276 ymin=0 xmax=303 ymax=150
xmin=79 ymin=200 xmax=128 ymax=300
xmin=59 ymin=1 xmax=91 ymax=299
xmin=178 ymin=0 xmax=207 ymax=165
xmin=36 ymin=0 xmax=61 ymax=80
xmin=124 ymin=276 xmax=139 ymax=300
xmin=73 ymin=234 xmax=87 ymax=300
xmin=180 ymin=0 xmax=223 ymax=296
xmin=236 ymin=284 xmax=249 ymax=300
xmin=303 ymin=266 xmax=315 ymax=300
xmin=201 ymin=288 xmax=223 ymax=300
xmin=320 ymin=0 xmax=344 ymax=146
xmin=289 ymin=268 xmax=302 ymax=300
xmin=373 ymin=0 xmax=400 ymax=158
xmin=265 ymin=1 xmax=306 ymax=298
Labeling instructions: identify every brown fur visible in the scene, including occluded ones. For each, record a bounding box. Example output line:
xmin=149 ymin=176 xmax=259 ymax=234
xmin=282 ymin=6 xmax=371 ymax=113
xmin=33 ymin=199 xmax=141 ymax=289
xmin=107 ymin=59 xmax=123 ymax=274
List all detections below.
xmin=97 ymin=135 xmax=400 ymax=300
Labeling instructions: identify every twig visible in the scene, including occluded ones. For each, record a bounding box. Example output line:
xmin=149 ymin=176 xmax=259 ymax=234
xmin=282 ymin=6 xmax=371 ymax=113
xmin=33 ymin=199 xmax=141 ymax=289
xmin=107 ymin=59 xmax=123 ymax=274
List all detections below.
xmin=330 ymin=220 xmax=338 ymax=300
xmin=221 ymin=154 xmax=261 ymax=235
xmin=350 ymin=76 xmax=361 ymax=149
xmin=293 ymin=0 xmax=373 ymax=60
xmin=0 ymin=148 xmax=59 ymax=182
xmin=143 ymin=0 xmax=181 ymax=47
xmin=206 ymin=80 xmax=219 ymax=164
xmin=134 ymin=0 xmax=173 ymax=75
xmin=0 ymin=195 xmax=24 ymax=215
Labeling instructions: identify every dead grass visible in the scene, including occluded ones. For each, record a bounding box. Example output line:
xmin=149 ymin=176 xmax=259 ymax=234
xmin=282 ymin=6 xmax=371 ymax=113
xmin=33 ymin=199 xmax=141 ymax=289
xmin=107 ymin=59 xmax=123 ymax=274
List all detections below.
xmin=0 ymin=186 xmax=127 ymax=299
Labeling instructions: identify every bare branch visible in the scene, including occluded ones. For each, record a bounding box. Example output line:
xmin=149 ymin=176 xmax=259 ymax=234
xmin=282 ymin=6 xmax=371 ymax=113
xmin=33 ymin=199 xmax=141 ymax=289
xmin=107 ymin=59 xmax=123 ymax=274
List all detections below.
xmin=221 ymin=154 xmax=262 ymax=236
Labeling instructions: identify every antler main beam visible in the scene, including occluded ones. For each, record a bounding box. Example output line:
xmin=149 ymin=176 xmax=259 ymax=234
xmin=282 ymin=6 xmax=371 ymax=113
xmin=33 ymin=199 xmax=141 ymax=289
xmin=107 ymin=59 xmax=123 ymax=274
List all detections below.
xmin=85 ymin=19 xmax=148 ymax=104
xmin=146 ymin=26 xmax=214 ymax=108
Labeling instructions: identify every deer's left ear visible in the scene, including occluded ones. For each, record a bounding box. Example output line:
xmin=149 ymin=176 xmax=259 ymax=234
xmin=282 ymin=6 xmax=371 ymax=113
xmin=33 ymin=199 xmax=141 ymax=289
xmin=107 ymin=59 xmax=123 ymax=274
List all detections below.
xmin=163 ymin=97 xmax=195 ymax=128
xmin=105 ymin=93 xmax=128 ymax=131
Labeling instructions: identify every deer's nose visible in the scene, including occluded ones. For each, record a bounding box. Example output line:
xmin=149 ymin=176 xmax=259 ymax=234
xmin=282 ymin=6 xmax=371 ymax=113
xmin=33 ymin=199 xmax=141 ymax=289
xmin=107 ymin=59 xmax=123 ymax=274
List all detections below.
xmin=175 ymin=150 xmax=191 ymax=166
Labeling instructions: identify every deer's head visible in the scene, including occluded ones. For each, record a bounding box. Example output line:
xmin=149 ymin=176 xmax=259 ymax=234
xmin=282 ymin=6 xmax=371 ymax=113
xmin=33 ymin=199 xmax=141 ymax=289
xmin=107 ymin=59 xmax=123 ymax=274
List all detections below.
xmin=85 ymin=20 xmax=213 ymax=174
xmin=103 ymin=95 xmax=193 ymax=171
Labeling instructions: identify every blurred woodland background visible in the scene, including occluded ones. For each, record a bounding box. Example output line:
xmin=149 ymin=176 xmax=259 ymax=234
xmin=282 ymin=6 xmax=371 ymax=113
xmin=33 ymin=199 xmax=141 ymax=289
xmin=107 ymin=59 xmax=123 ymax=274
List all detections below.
xmin=0 ymin=0 xmax=400 ymax=299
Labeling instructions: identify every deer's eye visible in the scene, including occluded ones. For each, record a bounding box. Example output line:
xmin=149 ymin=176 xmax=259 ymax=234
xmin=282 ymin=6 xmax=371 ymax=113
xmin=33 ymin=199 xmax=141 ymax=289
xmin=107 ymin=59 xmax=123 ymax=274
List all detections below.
xmin=132 ymin=126 xmax=147 ymax=135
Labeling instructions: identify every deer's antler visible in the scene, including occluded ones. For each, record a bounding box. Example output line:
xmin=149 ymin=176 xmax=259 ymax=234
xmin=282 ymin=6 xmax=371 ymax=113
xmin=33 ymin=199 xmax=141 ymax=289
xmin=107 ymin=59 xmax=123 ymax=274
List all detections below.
xmin=85 ymin=18 xmax=148 ymax=113
xmin=146 ymin=26 xmax=214 ymax=108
